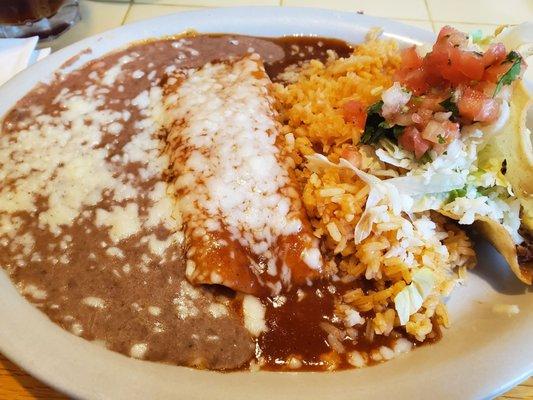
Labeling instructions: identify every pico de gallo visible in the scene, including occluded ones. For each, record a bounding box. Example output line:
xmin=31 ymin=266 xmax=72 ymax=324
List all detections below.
xmin=344 ymin=26 xmax=526 ymax=161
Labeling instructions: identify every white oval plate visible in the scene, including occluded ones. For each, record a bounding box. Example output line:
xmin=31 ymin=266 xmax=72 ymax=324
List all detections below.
xmin=0 ymin=7 xmax=531 ymax=400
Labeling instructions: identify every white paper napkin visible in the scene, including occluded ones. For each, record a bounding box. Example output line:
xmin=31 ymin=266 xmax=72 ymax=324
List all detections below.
xmin=0 ymin=36 xmax=51 ymax=86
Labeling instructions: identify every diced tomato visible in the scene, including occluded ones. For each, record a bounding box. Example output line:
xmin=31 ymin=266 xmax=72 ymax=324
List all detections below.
xmin=395 ymin=46 xmax=429 ymax=94
xmin=457 ymin=86 xmax=500 ymax=122
xmin=430 ymin=121 xmax=459 ymax=154
xmin=398 ymin=126 xmax=431 ymax=158
xmin=391 ymin=104 xmax=434 ymax=127
xmin=423 ymin=44 xmax=449 ymax=70
xmin=394 ymin=68 xmax=429 ymax=95
xmin=398 ymin=26 xmax=483 ymax=91
xmin=425 ymin=41 xmax=484 ymax=85
xmin=388 ymin=112 xmax=412 ymax=126
xmin=451 ymin=49 xmax=484 ymax=81
xmin=386 ymin=26 xmax=512 ymax=157
xmin=414 ymin=108 xmax=434 ymax=126
xmin=395 ymin=27 xmax=513 ymax=97
xmin=400 ymin=46 xmax=423 ymax=70
xmin=482 ymin=43 xmax=507 ymax=67
xmin=418 ymin=94 xmax=447 ymax=111
xmin=483 ymin=62 xmax=513 ymax=83
xmin=437 ymin=26 xmax=468 ymax=47
xmin=404 ymin=27 xmax=508 ymax=91
xmin=436 ymin=26 xmax=453 ymax=42
xmin=421 ymin=49 xmax=454 ymax=87
xmin=411 ymin=112 xmax=423 ymax=124
xmin=421 ymin=120 xmax=445 ymax=143
xmin=421 ymin=119 xmax=457 ymax=140
xmin=473 ymin=80 xmax=497 ymax=97
xmin=342 ymin=100 xmax=367 ymax=129
xmin=442 ymin=120 xmax=460 ymax=141
xmin=438 ymin=65 xmax=467 ymax=87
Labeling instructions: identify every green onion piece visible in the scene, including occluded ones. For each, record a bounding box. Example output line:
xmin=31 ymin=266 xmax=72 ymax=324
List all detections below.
xmin=448 ymin=186 xmax=467 ymax=202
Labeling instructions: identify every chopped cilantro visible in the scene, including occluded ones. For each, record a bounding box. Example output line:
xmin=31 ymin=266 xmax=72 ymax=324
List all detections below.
xmin=437 ymin=134 xmax=446 ymax=144
xmin=493 ymin=51 xmax=523 ymax=96
xmin=378 ymin=121 xmax=392 ymax=129
xmin=361 ymin=101 xmax=404 ymax=144
xmin=392 ymin=125 xmax=405 ymax=139
xmin=367 ymin=100 xmax=384 ymax=114
xmin=361 ymin=124 xmax=388 ymax=144
xmin=439 ymin=96 xmax=459 ymax=120
xmin=448 ymin=187 xmax=467 ymax=202
xmin=419 ymin=151 xmax=432 ymax=164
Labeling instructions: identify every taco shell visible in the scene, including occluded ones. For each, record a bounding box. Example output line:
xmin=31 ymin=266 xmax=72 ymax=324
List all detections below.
xmin=480 ymin=82 xmax=533 ymax=226
xmin=440 ymin=209 xmax=532 ymax=284
xmin=443 ymin=81 xmax=533 ymax=284
xmin=473 ymin=216 xmax=533 ymax=284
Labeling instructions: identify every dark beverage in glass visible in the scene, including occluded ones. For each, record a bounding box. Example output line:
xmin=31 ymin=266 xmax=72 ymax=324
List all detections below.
xmin=0 ymin=0 xmax=80 ymax=40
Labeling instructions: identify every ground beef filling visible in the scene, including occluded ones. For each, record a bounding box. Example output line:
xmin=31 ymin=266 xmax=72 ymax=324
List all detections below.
xmin=517 ymin=227 xmax=533 ymax=265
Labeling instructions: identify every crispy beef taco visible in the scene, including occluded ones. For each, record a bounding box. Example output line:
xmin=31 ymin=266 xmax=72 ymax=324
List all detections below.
xmin=310 ymin=23 xmax=533 ymax=284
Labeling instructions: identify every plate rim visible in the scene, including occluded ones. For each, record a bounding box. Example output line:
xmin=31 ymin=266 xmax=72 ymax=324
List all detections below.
xmin=0 ymin=6 xmax=531 ymax=400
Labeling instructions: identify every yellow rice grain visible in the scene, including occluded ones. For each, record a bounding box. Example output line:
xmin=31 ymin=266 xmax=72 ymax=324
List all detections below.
xmin=326 ymin=221 xmax=343 ymax=242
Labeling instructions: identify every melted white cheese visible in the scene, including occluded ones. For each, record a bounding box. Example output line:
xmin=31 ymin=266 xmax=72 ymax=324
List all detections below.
xmin=162 ymin=55 xmax=304 ymax=262
xmin=82 ymin=296 xmax=106 ymax=309
xmin=129 ymin=343 xmax=148 ymax=359
xmin=242 ymin=295 xmax=267 ymax=337
xmin=0 ymin=75 xmax=178 ymax=249
xmin=95 ymin=203 xmax=141 ymax=243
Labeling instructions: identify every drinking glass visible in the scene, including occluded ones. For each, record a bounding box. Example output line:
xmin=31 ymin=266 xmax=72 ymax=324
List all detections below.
xmin=0 ymin=0 xmax=80 ymax=40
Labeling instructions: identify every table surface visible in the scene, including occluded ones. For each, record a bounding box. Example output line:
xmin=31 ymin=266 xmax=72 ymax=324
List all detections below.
xmin=1 ymin=0 xmax=532 ymax=398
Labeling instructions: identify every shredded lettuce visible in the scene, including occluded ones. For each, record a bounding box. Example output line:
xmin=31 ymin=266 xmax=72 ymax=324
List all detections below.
xmin=494 ymin=22 xmax=533 ymax=59
xmin=394 ymin=268 xmax=436 ymax=325
xmin=470 ymin=29 xmax=484 ymax=44
xmin=388 ymin=173 xmax=465 ymax=196
xmin=470 ymin=29 xmax=493 ymax=46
